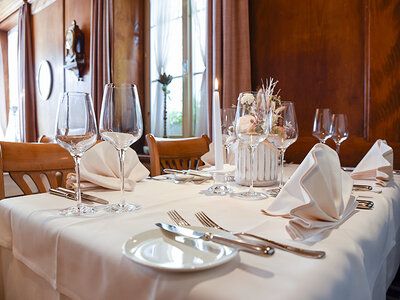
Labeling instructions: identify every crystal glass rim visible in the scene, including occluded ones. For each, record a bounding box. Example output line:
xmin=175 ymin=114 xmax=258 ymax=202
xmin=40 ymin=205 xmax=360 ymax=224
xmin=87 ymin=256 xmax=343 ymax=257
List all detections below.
xmin=105 ymin=83 xmax=138 ymax=89
xmin=62 ymin=91 xmax=90 ymax=97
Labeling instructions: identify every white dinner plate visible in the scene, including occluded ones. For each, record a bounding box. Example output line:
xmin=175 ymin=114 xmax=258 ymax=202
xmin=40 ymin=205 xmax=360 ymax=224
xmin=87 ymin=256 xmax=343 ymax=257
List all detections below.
xmin=122 ymin=226 xmax=238 ymax=272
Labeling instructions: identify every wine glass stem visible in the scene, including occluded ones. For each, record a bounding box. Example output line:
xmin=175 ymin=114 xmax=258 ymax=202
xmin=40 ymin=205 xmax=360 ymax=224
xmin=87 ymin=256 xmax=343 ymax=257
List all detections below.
xmin=279 ymin=149 xmax=286 ymax=189
xmin=249 ymin=145 xmax=256 ymax=194
xmin=224 ymin=145 xmax=230 ymax=164
xmin=73 ymin=156 xmax=82 ymax=208
xmin=335 ymin=142 xmax=341 ymax=153
xmin=118 ymin=149 xmax=126 ymax=207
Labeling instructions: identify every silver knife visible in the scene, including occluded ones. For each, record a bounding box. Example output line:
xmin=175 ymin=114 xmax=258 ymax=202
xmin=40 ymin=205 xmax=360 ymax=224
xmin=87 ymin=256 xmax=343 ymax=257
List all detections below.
xmin=155 ymin=222 xmax=274 ymax=256
xmin=55 ymin=187 xmax=109 ymax=205
xmin=163 ymin=169 xmax=212 ymax=179
xmin=353 ymin=184 xmax=373 ymax=191
xmin=49 ymin=189 xmax=92 ymax=204
xmin=356 ymin=199 xmax=374 ymax=209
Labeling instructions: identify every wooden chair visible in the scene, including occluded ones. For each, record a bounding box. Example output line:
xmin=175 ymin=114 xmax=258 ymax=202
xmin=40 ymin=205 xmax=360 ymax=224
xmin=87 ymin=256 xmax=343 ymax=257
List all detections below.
xmin=145 ymin=133 xmax=211 ymax=177
xmin=0 ymin=142 xmax=75 ymax=199
xmin=38 ymin=135 xmax=55 ymax=143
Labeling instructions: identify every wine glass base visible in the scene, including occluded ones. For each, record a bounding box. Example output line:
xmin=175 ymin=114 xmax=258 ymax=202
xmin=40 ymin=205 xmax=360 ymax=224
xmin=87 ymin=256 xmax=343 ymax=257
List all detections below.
xmin=105 ymin=203 xmax=141 ymax=214
xmin=265 ymin=187 xmax=281 ymax=197
xmin=59 ymin=204 xmax=97 ymax=216
xmin=208 ymin=184 xmax=232 ymax=195
xmin=235 ymin=191 xmax=267 ymax=200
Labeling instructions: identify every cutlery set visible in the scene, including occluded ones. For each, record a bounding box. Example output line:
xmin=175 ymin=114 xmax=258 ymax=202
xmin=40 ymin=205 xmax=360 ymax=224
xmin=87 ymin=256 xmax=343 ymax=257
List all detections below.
xmin=49 ymin=188 xmax=109 ymax=205
xmin=156 ymin=222 xmax=275 ymax=256
xmin=163 ymin=210 xmax=326 ymax=259
xmin=148 ymin=169 xmax=212 ymax=184
xmin=50 ymin=171 xmax=374 ymax=260
xmin=350 ymin=184 xmax=376 ymax=209
xmin=163 ymin=169 xmax=212 ymax=179
xmin=155 ymin=171 xmax=375 ymax=211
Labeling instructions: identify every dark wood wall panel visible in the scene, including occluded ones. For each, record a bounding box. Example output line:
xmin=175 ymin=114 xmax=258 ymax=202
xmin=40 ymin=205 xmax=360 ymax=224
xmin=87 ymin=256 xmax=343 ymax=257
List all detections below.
xmin=33 ymin=0 xmax=64 ymax=138
xmin=369 ymin=0 xmax=400 ymax=141
xmin=249 ymin=0 xmax=400 ymax=168
xmin=32 ymin=0 xmax=92 ymax=138
xmin=64 ymin=0 xmax=91 ymax=94
xmin=113 ymin=0 xmax=145 ymax=152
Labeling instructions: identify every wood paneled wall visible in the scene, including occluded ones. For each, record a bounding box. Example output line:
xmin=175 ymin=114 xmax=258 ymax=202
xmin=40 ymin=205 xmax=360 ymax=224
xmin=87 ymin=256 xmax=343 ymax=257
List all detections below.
xmin=32 ymin=0 xmax=92 ymax=138
xmin=31 ymin=0 xmax=145 ymax=145
xmin=113 ymin=0 xmax=145 ymax=152
xmin=64 ymin=0 xmax=91 ymax=93
xmin=32 ymin=0 xmax=64 ymax=137
xmin=249 ymin=0 xmax=400 ymax=168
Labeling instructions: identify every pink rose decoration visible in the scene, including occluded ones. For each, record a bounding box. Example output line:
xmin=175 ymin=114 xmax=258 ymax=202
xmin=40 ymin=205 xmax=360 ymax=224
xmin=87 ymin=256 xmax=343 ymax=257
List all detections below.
xmin=238 ymin=115 xmax=256 ymax=133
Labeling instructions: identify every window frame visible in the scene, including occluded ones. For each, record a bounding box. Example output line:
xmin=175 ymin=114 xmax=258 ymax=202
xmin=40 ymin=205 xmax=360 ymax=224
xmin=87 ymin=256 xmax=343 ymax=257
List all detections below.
xmin=146 ymin=0 xmax=206 ymax=138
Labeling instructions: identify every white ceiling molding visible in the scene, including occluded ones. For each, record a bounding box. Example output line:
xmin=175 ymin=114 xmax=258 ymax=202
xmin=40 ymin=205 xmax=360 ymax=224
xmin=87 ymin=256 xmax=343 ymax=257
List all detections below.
xmin=0 ymin=0 xmax=23 ymax=24
xmin=0 ymin=0 xmax=57 ymax=25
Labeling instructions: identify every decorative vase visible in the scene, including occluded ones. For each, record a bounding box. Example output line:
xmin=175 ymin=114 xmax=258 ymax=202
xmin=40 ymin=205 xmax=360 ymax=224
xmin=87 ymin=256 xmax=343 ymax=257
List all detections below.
xmin=235 ymin=140 xmax=278 ymax=186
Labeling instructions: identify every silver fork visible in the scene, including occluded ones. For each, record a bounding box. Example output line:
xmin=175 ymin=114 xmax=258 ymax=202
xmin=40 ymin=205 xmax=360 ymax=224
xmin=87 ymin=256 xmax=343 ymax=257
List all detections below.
xmin=195 ymin=211 xmax=326 ymax=259
xmin=167 ymin=210 xmax=190 ymax=226
xmin=167 ymin=210 xmax=274 ymax=256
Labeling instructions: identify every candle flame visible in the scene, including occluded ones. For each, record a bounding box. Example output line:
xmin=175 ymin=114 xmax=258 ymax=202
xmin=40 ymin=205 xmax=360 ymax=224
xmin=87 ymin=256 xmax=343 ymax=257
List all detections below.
xmin=214 ymin=78 xmax=219 ymax=91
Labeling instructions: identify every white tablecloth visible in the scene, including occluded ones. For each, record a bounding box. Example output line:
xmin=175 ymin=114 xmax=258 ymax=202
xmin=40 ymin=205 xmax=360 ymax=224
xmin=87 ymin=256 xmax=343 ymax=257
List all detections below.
xmin=0 ymin=165 xmax=400 ymax=300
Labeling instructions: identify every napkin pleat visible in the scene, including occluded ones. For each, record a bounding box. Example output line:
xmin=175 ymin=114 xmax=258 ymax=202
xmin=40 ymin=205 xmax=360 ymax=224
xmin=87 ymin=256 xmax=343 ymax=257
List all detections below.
xmin=67 ymin=142 xmax=149 ymax=191
xmin=351 ymin=139 xmax=393 ymax=185
xmin=264 ymin=143 xmax=357 ymax=241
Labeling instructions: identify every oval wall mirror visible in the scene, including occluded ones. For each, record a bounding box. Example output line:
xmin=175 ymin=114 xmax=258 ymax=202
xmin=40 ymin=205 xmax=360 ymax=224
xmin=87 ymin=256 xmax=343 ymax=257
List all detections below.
xmin=37 ymin=60 xmax=53 ymax=100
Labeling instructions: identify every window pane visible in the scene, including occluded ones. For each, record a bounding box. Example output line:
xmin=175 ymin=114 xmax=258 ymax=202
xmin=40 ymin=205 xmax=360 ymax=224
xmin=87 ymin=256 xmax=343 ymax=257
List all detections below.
xmin=191 ymin=0 xmax=207 ymax=136
xmin=150 ymin=0 xmax=182 ymax=81
xmin=191 ymin=1 xmax=206 ymax=74
xmin=150 ymin=0 xmax=183 ymax=136
xmin=167 ymin=76 xmax=183 ymax=136
xmin=5 ymin=26 xmax=20 ymax=142
xmin=150 ymin=0 xmax=207 ymax=137
xmin=192 ymin=73 xmax=203 ymax=134
xmin=166 ymin=18 xmax=183 ymax=78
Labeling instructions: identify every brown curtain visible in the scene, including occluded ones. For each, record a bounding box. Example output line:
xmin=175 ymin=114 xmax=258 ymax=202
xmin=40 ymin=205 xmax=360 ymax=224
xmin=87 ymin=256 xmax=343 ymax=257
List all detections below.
xmin=207 ymin=0 xmax=252 ymax=137
xmin=90 ymin=0 xmax=113 ymax=124
xmin=18 ymin=2 xmax=38 ymax=142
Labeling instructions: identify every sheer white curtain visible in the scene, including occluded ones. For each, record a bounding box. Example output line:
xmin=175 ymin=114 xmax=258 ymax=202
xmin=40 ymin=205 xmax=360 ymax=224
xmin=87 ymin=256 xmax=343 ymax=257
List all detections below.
xmin=151 ymin=0 xmax=173 ymax=137
xmin=193 ymin=0 xmax=209 ymax=137
xmin=0 ymin=41 xmax=7 ymax=139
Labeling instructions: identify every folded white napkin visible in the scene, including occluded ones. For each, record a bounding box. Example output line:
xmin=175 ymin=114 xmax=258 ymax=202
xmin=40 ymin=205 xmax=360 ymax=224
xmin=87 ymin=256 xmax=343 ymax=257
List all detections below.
xmin=67 ymin=142 xmax=149 ymax=190
xmin=264 ymin=143 xmax=357 ymax=241
xmin=351 ymin=139 xmax=393 ymax=186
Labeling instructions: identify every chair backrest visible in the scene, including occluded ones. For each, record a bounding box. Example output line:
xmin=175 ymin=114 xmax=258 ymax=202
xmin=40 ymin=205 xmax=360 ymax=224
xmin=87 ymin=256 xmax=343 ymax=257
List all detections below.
xmin=145 ymin=133 xmax=211 ymax=176
xmin=38 ymin=135 xmax=55 ymax=143
xmin=0 ymin=142 xmax=75 ymax=199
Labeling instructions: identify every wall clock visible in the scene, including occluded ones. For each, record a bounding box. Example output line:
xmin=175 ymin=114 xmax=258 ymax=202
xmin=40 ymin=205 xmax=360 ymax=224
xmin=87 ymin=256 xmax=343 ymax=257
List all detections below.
xmin=64 ymin=20 xmax=85 ymax=80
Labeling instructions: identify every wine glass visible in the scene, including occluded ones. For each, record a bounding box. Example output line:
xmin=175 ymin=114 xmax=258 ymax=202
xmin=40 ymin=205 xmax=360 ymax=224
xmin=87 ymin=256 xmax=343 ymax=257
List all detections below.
xmin=267 ymin=101 xmax=298 ymax=190
xmin=55 ymin=92 xmax=98 ymax=216
xmin=235 ymin=91 xmax=270 ymax=200
xmin=99 ymin=83 xmax=143 ymax=213
xmin=330 ymin=113 xmax=349 ymax=153
xmin=312 ymin=108 xmax=331 ymax=143
xmin=221 ymin=108 xmax=236 ymax=164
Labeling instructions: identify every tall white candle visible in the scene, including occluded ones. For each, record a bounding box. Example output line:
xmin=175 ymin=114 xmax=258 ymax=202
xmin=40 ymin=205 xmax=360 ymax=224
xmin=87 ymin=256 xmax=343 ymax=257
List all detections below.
xmin=213 ymin=79 xmax=224 ymax=171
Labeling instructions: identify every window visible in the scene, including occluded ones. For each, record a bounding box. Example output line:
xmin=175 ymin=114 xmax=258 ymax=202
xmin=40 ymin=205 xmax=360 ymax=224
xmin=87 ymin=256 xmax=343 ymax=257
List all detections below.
xmin=150 ymin=0 xmax=207 ymax=138
xmin=4 ymin=26 xmax=20 ymax=142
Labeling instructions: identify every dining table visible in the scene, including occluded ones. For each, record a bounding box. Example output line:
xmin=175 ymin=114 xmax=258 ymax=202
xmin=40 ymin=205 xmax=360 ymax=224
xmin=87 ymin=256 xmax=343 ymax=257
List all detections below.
xmin=0 ymin=164 xmax=399 ymax=300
